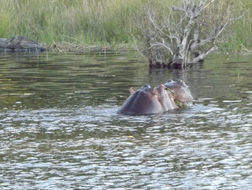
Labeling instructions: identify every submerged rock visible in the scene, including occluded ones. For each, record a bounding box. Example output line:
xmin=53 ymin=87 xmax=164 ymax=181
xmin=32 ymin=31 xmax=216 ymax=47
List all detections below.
xmin=0 ymin=36 xmax=46 ymax=52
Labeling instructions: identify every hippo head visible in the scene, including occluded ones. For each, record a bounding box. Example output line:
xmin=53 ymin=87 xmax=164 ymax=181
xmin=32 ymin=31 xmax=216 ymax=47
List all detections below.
xmin=164 ymin=80 xmax=193 ymax=106
xmin=118 ymin=84 xmax=177 ymax=115
xmin=156 ymin=84 xmax=178 ymax=111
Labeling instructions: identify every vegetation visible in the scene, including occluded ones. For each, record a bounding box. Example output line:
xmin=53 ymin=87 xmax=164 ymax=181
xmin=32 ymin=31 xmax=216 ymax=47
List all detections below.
xmin=134 ymin=0 xmax=246 ymax=68
xmin=0 ymin=0 xmax=251 ymax=53
xmin=0 ymin=0 xmax=145 ymax=47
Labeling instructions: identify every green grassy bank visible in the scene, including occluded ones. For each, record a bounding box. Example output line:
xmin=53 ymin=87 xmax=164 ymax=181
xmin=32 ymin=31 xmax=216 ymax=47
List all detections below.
xmin=224 ymin=0 xmax=252 ymax=53
xmin=0 ymin=0 xmax=251 ymax=52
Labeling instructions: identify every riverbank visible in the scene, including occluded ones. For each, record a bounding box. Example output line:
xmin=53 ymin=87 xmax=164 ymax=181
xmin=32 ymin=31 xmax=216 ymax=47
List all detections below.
xmin=46 ymin=42 xmax=135 ymax=54
xmin=0 ymin=0 xmax=251 ymax=53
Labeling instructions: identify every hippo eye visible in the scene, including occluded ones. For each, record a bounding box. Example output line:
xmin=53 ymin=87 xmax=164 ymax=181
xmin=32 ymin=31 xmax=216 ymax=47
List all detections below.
xmin=143 ymin=84 xmax=151 ymax=89
xmin=139 ymin=91 xmax=146 ymax=96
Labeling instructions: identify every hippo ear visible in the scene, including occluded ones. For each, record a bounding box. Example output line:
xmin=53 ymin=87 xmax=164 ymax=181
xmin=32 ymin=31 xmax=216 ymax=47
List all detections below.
xmin=160 ymin=84 xmax=166 ymax=89
xmin=180 ymin=80 xmax=188 ymax=87
xmin=177 ymin=80 xmax=183 ymax=85
xmin=129 ymin=87 xmax=136 ymax=94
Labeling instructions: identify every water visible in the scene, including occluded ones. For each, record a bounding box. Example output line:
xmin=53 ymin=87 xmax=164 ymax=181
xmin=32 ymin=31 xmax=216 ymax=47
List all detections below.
xmin=0 ymin=52 xmax=251 ymax=189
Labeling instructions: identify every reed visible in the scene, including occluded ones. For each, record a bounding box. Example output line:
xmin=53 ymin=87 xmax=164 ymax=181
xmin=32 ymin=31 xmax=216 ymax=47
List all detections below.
xmin=0 ymin=0 xmax=251 ymax=51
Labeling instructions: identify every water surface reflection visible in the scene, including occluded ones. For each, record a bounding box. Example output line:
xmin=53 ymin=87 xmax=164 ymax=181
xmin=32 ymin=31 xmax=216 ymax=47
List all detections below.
xmin=0 ymin=52 xmax=251 ymax=189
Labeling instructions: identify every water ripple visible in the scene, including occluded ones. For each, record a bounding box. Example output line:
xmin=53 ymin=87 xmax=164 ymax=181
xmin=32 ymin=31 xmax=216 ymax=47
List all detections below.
xmin=0 ymin=53 xmax=251 ymax=189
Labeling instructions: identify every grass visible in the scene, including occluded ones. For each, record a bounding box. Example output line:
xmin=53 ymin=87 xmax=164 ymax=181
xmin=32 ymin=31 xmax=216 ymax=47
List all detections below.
xmin=0 ymin=0 xmax=144 ymax=46
xmin=224 ymin=0 xmax=252 ymax=53
xmin=0 ymin=0 xmax=251 ymax=52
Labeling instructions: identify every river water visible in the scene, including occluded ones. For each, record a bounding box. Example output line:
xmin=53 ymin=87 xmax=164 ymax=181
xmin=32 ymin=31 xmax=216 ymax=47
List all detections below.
xmin=0 ymin=52 xmax=251 ymax=189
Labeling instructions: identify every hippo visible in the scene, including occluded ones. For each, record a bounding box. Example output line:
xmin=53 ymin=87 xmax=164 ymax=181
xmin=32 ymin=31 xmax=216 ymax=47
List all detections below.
xmin=118 ymin=84 xmax=177 ymax=115
xmin=0 ymin=36 xmax=45 ymax=52
xmin=118 ymin=80 xmax=193 ymax=116
xmin=164 ymin=80 xmax=193 ymax=107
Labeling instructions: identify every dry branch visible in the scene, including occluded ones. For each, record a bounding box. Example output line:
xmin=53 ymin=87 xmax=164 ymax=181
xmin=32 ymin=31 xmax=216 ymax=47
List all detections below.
xmin=135 ymin=0 xmax=241 ymax=69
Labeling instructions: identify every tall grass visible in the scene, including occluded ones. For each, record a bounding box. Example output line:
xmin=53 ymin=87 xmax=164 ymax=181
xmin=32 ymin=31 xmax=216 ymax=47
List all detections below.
xmin=224 ymin=0 xmax=252 ymax=52
xmin=0 ymin=0 xmax=145 ymax=45
xmin=0 ymin=0 xmax=251 ymax=51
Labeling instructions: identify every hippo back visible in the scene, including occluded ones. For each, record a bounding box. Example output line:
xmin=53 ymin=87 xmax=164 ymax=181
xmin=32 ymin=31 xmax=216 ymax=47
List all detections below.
xmin=118 ymin=85 xmax=164 ymax=115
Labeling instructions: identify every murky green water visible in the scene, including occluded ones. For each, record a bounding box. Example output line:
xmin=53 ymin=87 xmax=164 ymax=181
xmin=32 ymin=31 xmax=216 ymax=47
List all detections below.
xmin=0 ymin=52 xmax=251 ymax=189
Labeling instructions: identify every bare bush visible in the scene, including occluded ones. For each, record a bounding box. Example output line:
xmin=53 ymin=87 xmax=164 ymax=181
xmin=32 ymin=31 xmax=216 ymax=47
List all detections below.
xmin=135 ymin=0 xmax=242 ymax=69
